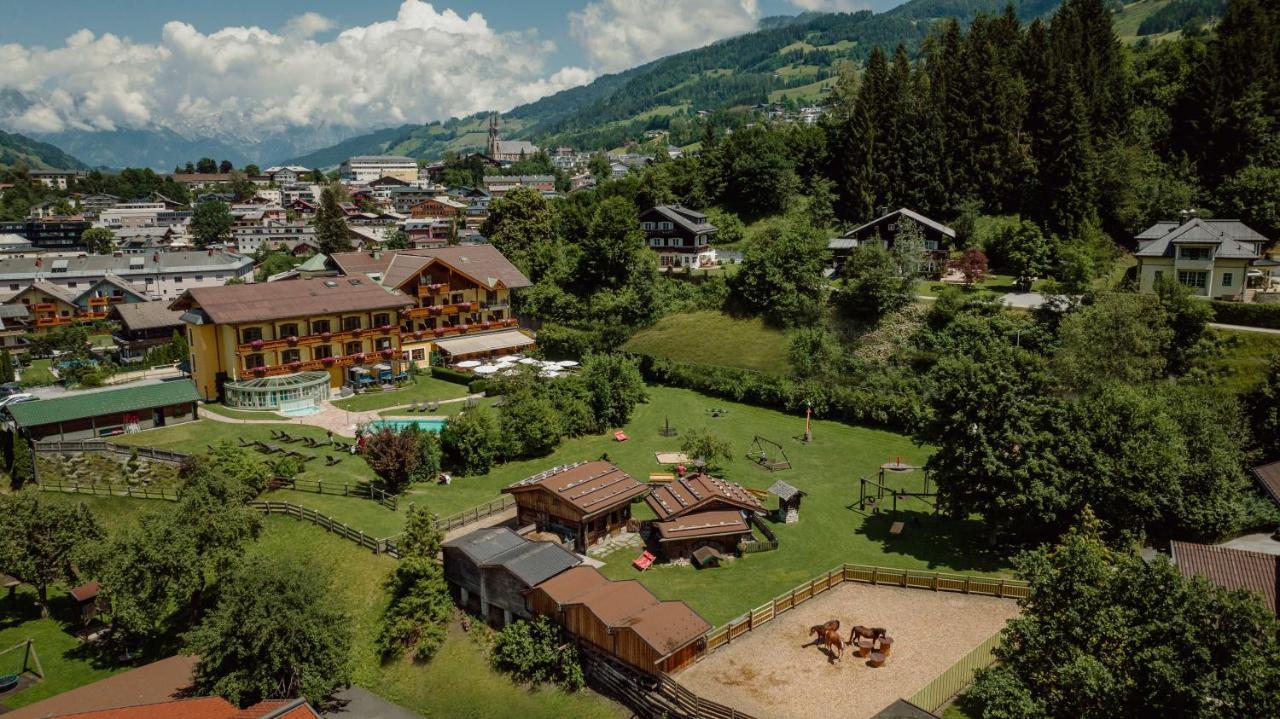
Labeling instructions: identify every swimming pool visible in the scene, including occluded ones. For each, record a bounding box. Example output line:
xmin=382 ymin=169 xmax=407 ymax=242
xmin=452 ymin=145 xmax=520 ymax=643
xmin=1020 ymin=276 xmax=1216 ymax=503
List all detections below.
xmin=367 ymin=417 xmax=448 ymax=433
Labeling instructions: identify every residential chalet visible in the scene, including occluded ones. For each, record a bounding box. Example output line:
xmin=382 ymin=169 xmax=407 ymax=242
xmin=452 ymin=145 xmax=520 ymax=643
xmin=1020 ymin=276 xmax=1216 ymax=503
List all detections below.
xmin=110 ymin=301 xmax=186 ymax=363
xmin=644 ymin=474 xmax=766 ymax=560
xmin=1135 ymin=218 xmax=1269 ymax=299
xmin=833 ymin=208 xmax=956 ymax=273
xmin=442 ymin=526 xmax=581 ymax=627
xmin=639 ymin=205 xmax=719 ymax=268
xmin=502 ymin=461 xmax=650 ymax=552
xmin=7 ymin=276 xmax=149 ymax=330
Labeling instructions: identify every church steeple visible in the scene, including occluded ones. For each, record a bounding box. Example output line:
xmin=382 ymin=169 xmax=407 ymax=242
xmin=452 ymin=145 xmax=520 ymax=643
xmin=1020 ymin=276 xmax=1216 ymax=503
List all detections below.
xmin=487 ymin=113 xmax=500 ymax=158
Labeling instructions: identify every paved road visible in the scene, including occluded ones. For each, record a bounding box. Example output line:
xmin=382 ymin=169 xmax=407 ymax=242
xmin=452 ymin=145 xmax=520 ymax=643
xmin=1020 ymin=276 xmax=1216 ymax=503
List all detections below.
xmin=1220 ymin=532 xmax=1280 ymax=556
xmin=323 ymin=687 xmax=424 ymax=719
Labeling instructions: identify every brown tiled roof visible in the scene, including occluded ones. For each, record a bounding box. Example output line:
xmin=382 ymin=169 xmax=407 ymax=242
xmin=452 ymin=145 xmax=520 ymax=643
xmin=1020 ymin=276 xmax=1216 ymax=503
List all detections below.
xmin=50 ymin=697 xmax=317 ymax=719
xmin=1170 ymin=540 xmax=1278 ymax=615
xmin=568 ymin=580 xmax=658 ymax=625
xmin=504 ymin=461 xmax=649 ymax=519
xmin=645 ymin=474 xmax=764 ymax=521
xmin=69 ymin=580 xmax=100 ymax=603
xmin=528 ymin=565 xmax=609 ymax=606
xmin=653 ymin=510 xmax=751 ymax=542
xmin=330 ymin=246 xmax=531 ymax=291
xmin=169 ymin=277 xmax=413 ymax=325
xmin=111 ymin=301 xmax=185 ymax=332
xmin=618 ymin=601 xmax=712 ymax=659
xmin=1252 ymin=461 xmax=1280 ymax=505
xmin=3 ymin=655 xmax=198 ymax=719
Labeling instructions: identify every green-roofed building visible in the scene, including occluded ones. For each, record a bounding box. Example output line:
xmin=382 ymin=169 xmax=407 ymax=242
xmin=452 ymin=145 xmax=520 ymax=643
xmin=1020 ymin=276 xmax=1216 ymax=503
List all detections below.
xmin=9 ymin=379 xmax=199 ymax=443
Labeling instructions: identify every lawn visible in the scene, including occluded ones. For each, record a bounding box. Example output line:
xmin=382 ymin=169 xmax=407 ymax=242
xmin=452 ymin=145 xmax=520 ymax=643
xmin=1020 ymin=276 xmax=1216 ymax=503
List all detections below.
xmin=331 ymin=375 xmax=471 ymax=413
xmin=199 ymin=404 xmax=288 ymax=421
xmin=19 ymin=358 xmax=57 ymax=387
xmin=1206 ymin=329 xmax=1280 ymax=395
xmin=622 ymin=310 xmax=791 ymax=375
xmin=915 ymin=273 xmax=1047 ymax=298
xmin=0 ymin=585 xmax=123 ymax=710
xmin=255 ymin=518 xmax=625 ymax=719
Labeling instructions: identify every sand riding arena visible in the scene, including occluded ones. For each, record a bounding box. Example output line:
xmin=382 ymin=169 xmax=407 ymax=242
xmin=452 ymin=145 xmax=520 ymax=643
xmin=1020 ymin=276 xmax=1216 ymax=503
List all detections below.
xmin=677 ymin=581 xmax=1020 ymax=719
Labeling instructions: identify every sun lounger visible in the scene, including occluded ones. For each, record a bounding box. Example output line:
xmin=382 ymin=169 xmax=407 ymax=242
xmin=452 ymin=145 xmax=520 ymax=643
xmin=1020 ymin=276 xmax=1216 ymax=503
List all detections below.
xmin=238 ymin=437 xmax=253 ymax=446
xmin=428 ymin=401 xmax=438 ymax=412
xmin=325 ymin=455 xmax=343 ymax=466
xmin=633 ymin=550 xmax=656 ymax=571
xmin=614 ymin=431 xmax=629 ymax=442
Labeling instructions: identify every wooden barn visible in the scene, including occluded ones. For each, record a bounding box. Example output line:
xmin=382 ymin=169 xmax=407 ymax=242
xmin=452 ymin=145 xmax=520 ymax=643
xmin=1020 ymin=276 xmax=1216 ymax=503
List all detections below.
xmin=644 ymin=473 xmax=765 ymax=522
xmin=503 ymin=461 xmax=650 ymax=553
xmin=524 ymin=565 xmax=610 ymax=620
xmin=442 ymin=527 xmax=581 ymax=627
xmin=652 ymin=510 xmax=754 ymax=561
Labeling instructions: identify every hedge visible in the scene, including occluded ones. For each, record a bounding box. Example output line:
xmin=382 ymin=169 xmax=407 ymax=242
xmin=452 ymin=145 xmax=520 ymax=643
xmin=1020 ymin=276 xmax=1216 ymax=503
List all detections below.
xmin=431 ymin=366 xmax=473 ymax=385
xmin=635 ymin=355 xmax=923 ymax=434
xmin=1210 ymin=301 xmax=1280 ymax=330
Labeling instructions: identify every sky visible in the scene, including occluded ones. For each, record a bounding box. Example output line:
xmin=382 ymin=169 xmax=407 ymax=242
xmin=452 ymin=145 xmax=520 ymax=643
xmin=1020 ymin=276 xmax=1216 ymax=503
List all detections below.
xmin=0 ymin=0 xmax=906 ymax=137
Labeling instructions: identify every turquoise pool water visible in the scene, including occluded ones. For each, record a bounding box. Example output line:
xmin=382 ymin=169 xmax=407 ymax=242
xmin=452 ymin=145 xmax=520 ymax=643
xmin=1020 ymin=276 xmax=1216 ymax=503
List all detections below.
xmin=368 ymin=418 xmax=448 ymax=433
xmin=281 ymin=404 xmax=324 ymax=417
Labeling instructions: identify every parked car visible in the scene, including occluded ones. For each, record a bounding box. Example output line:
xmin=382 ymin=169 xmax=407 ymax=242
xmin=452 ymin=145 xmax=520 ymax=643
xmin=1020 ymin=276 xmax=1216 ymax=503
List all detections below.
xmin=0 ymin=393 xmax=34 ymax=408
xmin=0 ymin=383 xmax=21 ymax=397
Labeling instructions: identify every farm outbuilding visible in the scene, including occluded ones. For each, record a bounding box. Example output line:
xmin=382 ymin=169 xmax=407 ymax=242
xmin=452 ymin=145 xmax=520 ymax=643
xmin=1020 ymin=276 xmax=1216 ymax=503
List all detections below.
xmin=10 ymin=380 xmax=199 ymax=444
xmin=768 ymin=480 xmax=806 ymax=524
xmin=442 ymin=526 xmax=581 ymax=627
xmin=524 ymin=565 xmax=610 ymax=620
xmin=644 ymin=473 xmax=765 ymax=521
xmin=503 ymin=461 xmax=649 ymax=553
xmin=652 ymin=510 xmax=753 ymax=561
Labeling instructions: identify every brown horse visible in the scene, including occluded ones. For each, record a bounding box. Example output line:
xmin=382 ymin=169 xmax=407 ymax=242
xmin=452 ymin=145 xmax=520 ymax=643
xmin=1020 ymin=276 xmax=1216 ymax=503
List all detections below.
xmin=809 ymin=623 xmax=844 ymax=663
xmin=848 ymin=625 xmax=888 ymax=644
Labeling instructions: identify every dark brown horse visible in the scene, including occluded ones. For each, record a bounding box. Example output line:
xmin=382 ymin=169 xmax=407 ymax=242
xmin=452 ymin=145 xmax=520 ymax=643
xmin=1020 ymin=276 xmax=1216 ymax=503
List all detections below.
xmin=809 ymin=622 xmax=844 ymax=662
xmin=848 ymin=625 xmax=887 ymax=644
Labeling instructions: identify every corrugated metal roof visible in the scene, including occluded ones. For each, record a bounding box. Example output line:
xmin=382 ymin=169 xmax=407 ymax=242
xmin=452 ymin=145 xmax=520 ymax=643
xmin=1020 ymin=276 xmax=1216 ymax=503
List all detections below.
xmin=483 ymin=540 xmax=581 ymax=587
xmin=530 ymin=565 xmax=609 ymax=606
xmin=645 ymin=474 xmax=763 ymax=521
xmin=9 ymin=380 xmax=199 ymax=429
xmin=618 ymin=601 xmax=712 ymax=659
xmin=653 ymin=510 xmax=751 ymax=542
xmin=1170 ymin=540 xmax=1277 ymax=615
xmin=442 ymin=526 xmax=527 ymax=564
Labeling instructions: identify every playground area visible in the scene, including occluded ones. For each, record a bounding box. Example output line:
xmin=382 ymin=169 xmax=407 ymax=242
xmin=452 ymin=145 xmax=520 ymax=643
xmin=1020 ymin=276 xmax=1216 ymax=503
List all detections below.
xmin=676 ymin=582 xmax=1019 ymax=719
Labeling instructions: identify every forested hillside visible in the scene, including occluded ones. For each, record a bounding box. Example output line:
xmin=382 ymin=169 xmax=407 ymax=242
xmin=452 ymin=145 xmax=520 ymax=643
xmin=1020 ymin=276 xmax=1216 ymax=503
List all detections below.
xmin=0 ymin=130 xmax=86 ymax=171
xmin=289 ymin=0 xmax=1067 ymax=165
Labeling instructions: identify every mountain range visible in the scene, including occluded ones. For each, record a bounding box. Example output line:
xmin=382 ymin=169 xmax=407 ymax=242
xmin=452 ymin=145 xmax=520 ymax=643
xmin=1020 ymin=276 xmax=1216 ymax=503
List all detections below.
xmin=0 ymin=129 xmax=87 ymax=171
xmin=3 ymin=0 xmax=1189 ymax=172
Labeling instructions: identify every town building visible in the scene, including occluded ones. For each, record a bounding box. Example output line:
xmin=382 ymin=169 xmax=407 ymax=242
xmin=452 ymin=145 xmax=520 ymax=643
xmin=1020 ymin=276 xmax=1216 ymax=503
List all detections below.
xmin=111 ymin=301 xmax=187 ymax=363
xmin=171 ymin=277 xmax=415 ymax=409
xmin=263 ymin=165 xmax=312 ymax=184
xmin=0 ymin=217 xmax=92 ymax=250
xmin=640 ymin=205 xmax=719 ymax=268
xmin=409 ymin=196 xmax=467 ymax=220
xmin=0 ymin=234 xmax=33 ymax=254
xmin=329 ymin=245 xmax=533 ymax=366
xmin=7 ymin=276 xmax=148 ymax=330
xmin=1134 ymin=218 xmax=1269 ymax=299
xmin=399 ymin=219 xmax=451 ymax=248
xmin=112 ymin=226 xmax=184 ymax=253
xmin=502 ymin=461 xmax=649 ymax=553
xmin=485 ymin=114 xmax=540 ymax=163
xmin=76 ymin=193 xmax=122 ymax=217
xmin=0 ymin=250 xmax=254 ymax=302
xmin=1170 ymin=540 xmax=1276 ymax=615
xmin=0 ymin=304 xmax=30 ymax=355
xmin=28 ymin=170 xmax=83 ymax=190
xmin=98 ymin=202 xmax=191 ymax=229
xmin=482 ymin=175 xmax=555 ymax=197
xmin=442 ymin=526 xmax=581 ymax=627
xmin=340 ymin=155 xmax=418 ymax=184
xmin=232 ymin=221 xmax=318 ymax=255
xmin=10 ymin=379 xmax=200 ymax=444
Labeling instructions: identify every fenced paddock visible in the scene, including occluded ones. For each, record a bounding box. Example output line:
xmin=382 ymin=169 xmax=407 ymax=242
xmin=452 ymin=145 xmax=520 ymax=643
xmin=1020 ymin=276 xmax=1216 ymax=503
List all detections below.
xmin=678 ymin=576 xmax=1019 ymax=719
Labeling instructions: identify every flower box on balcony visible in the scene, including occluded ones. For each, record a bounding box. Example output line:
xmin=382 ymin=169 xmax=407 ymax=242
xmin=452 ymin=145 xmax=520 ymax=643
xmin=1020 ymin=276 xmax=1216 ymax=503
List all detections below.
xmin=287 ymin=336 xmax=299 ymax=345
xmin=481 ymin=321 xmax=492 ymax=330
xmin=433 ymin=327 xmax=445 ymax=337
xmin=250 ymin=339 xmax=264 ymax=350
xmin=289 ymin=361 xmax=302 ymax=371
xmin=322 ymin=356 xmax=337 ymax=366
xmin=429 ymin=305 xmax=442 ymax=315
xmin=352 ymin=327 xmax=363 ymax=337
xmin=458 ymin=325 xmax=470 ymax=334
xmin=380 ymin=348 xmax=394 ymax=358
xmin=321 ymin=331 xmax=332 ymax=341
xmin=353 ymin=353 xmax=365 ymax=363
xmin=380 ymin=324 xmax=393 ymax=333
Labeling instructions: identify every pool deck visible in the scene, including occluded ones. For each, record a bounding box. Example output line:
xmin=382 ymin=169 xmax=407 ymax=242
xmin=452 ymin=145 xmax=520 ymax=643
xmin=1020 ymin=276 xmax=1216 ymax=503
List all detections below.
xmin=198 ymin=393 xmax=479 ymax=436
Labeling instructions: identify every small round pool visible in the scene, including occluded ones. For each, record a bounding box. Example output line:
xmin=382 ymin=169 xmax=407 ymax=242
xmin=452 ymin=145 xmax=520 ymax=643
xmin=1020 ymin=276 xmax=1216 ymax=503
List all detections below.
xmin=367 ymin=417 xmax=447 ymax=433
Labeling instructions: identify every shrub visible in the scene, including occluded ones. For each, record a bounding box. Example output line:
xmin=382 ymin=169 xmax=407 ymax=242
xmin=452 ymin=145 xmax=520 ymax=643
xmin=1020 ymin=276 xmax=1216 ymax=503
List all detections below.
xmin=431 ymin=366 xmax=473 ymax=385
xmin=441 ymin=407 xmax=501 ymax=476
xmin=1210 ymin=300 xmax=1280 ymax=330
xmin=491 ymin=616 xmax=585 ymax=691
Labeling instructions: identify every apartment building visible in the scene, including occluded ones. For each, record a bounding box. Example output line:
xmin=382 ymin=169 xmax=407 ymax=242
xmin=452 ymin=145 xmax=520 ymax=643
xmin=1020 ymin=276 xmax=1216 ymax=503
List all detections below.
xmin=340 ymin=155 xmax=419 ymax=184
xmin=0 ymin=250 xmax=254 ymax=302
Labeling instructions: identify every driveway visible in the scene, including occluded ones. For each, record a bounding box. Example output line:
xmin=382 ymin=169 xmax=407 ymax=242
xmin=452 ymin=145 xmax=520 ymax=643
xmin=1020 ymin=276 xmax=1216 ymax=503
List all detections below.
xmin=1220 ymin=533 xmax=1280 ymax=556
xmin=323 ymin=687 xmax=423 ymax=719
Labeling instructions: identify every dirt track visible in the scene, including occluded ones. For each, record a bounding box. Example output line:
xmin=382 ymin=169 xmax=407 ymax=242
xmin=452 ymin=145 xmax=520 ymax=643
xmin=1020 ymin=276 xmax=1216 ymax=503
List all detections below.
xmin=676 ymin=583 xmax=1019 ymax=719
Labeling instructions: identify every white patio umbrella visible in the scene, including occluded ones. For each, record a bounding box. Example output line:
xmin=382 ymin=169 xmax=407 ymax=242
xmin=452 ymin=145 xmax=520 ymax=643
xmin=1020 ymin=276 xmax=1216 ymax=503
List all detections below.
xmin=557 ymin=360 xmax=580 ymax=368
xmin=496 ymin=355 xmax=519 ymax=364
xmin=474 ymin=365 xmax=501 ymax=375
xmin=539 ymin=370 xmax=561 ymax=378
xmin=455 ymin=360 xmax=482 ymax=369
xmin=518 ymin=357 xmax=542 ymax=366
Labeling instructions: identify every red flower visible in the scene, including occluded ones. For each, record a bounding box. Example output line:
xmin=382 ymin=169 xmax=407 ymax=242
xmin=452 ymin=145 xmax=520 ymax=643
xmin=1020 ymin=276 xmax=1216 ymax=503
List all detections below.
xmin=321 ymin=331 xmax=332 ymax=341
xmin=322 ymin=356 xmax=336 ymax=366
xmin=250 ymin=339 xmax=264 ymax=350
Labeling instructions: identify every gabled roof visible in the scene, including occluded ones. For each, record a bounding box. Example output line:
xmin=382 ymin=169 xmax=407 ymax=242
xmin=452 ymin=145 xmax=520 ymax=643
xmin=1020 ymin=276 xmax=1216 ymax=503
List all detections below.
xmin=16 ymin=280 xmax=79 ymax=306
xmin=1252 ymin=461 xmax=1280 ymax=506
xmin=504 ymin=461 xmax=649 ymax=519
xmin=50 ymin=697 xmax=318 ymax=719
xmin=1135 ymin=218 xmax=1267 ymax=259
xmin=845 ymin=208 xmax=956 ymax=240
xmin=111 ymin=301 xmax=186 ymax=332
xmin=643 ymin=205 xmax=718 ymax=235
xmin=1170 ymin=540 xmax=1277 ymax=615
xmin=169 ymin=277 xmax=413 ymax=325
xmin=768 ymin=480 xmax=805 ymax=501
xmin=644 ymin=474 xmax=764 ymax=521
xmin=482 ymin=540 xmax=581 ymax=586
xmin=653 ymin=510 xmax=751 ymax=542
xmin=75 ymin=275 xmax=149 ymax=305
xmin=528 ymin=565 xmax=609 ymax=607
xmin=331 ymin=246 xmax=530 ymax=291
xmin=9 ymin=380 xmax=200 ymax=429
xmin=566 ymin=580 xmax=658 ymax=625
xmin=617 ymin=601 xmax=712 ymax=659
xmin=443 ymin=526 xmax=528 ymax=564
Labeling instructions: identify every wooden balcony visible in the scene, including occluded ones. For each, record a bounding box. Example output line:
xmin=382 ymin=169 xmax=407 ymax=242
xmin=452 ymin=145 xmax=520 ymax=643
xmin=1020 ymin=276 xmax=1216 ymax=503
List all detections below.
xmin=35 ymin=317 xmax=71 ymax=328
xmin=34 ymin=303 xmax=57 ymax=312
xmin=88 ymin=297 xmax=110 ymax=307
xmin=245 ymin=351 xmax=401 ymax=377
xmin=237 ymin=327 xmax=399 ymax=353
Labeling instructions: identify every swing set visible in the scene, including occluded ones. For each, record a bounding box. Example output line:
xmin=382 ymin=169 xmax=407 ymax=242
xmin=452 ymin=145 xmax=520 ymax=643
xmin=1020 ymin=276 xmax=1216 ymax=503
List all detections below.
xmin=0 ymin=639 xmax=45 ymax=694
xmin=747 ymin=435 xmax=791 ymax=471
xmin=855 ymin=459 xmax=937 ymax=515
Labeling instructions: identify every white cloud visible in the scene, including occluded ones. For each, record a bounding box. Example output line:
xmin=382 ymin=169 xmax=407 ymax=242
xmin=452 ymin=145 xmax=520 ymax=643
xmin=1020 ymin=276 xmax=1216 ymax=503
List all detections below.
xmin=569 ymin=0 xmax=760 ymax=74
xmin=789 ymin=0 xmax=870 ymax=10
xmin=0 ymin=1 xmax=594 ymax=137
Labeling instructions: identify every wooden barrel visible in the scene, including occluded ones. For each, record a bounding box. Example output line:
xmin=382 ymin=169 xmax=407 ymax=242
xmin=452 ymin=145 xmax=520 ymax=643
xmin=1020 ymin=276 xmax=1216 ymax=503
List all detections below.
xmin=868 ymin=652 xmax=886 ymax=668
xmin=856 ymin=638 xmax=874 ymax=657
xmin=879 ymin=636 xmax=894 ymax=656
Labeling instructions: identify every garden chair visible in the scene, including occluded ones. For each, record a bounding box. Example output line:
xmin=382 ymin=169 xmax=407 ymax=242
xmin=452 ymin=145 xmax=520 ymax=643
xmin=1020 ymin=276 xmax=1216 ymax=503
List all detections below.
xmin=325 ymin=455 xmax=343 ymax=466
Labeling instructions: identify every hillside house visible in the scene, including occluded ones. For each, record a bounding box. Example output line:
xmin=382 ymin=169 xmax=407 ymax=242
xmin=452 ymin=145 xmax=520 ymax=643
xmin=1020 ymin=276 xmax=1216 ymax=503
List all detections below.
xmin=1135 ymin=218 xmax=1268 ymax=299
xmin=640 ymin=205 xmax=718 ymax=268
xmin=836 ymin=208 xmax=955 ymax=273
xmin=503 ymin=461 xmax=649 ymax=552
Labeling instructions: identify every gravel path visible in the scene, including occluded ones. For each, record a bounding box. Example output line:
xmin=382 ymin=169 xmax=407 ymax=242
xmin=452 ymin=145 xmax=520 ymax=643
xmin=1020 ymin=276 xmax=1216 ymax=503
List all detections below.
xmin=677 ymin=583 xmax=1019 ymax=719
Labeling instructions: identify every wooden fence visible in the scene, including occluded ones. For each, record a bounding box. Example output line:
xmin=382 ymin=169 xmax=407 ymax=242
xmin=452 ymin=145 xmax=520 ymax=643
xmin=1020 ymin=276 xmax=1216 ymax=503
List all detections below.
xmin=657 ymin=673 xmax=760 ymax=719
xmin=699 ymin=563 xmax=1027 ymax=657
xmin=431 ymin=495 xmax=515 ymax=532
xmin=35 ymin=479 xmax=178 ymax=501
xmin=34 ymin=440 xmax=189 ymax=464
xmin=738 ymin=514 xmax=778 ymax=554
xmin=907 ymin=629 xmax=1003 ymax=713
xmin=269 ymin=477 xmax=397 ymax=510
xmin=581 ymin=645 xmax=758 ymax=719
xmin=248 ymin=500 xmax=399 ymax=557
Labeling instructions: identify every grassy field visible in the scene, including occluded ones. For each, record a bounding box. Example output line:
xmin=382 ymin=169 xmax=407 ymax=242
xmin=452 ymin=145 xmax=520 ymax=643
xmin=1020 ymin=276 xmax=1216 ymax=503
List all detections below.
xmin=1206 ymin=329 xmax=1280 ymax=395
xmin=255 ymin=518 xmax=625 ymax=719
xmin=331 ymin=375 xmax=471 ymax=413
xmin=915 ymin=273 xmax=1047 ymax=298
xmin=0 ymin=585 xmax=124 ymax=710
xmin=622 ymin=310 xmax=791 ymax=375
xmin=19 ymin=358 xmax=56 ymax=387
xmin=1114 ymin=0 xmax=1177 ymax=41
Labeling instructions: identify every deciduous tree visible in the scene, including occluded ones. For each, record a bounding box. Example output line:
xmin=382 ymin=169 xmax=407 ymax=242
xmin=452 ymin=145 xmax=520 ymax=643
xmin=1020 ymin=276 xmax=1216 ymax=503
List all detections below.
xmin=0 ymin=492 xmax=101 ymax=616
